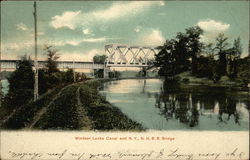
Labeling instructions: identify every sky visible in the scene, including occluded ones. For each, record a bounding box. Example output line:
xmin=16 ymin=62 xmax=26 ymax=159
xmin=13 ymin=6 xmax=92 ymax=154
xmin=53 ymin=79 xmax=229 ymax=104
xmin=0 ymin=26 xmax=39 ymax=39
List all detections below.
xmin=1 ymin=1 xmax=249 ymax=62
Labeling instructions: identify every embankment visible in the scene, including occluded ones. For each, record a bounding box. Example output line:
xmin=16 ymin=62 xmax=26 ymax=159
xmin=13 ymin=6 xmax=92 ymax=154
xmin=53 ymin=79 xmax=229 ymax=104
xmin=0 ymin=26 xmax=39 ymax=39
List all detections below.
xmin=1 ymin=80 xmax=143 ymax=131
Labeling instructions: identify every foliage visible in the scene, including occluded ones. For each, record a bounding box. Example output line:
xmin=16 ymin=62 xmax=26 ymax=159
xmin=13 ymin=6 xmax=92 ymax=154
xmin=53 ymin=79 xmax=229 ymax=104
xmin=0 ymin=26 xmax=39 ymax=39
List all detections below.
xmin=94 ymin=69 xmax=104 ymax=78
xmin=93 ymin=54 xmax=107 ymax=78
xmin=236 ymin=56 xmax=250 ymax=86
xmin=154 ymin=26 xmax=203 ymax=79
xmin=215 ymin=33 xmax=229 ymax=76
xmin=4 ymin=56 xmax=34 ymax=109
xmin=154 ymin=25 xmax=246 ymax=85
xmin=39 ymin=46 xmax=87 ymax=95
xmin=109 ymin=70 xmax=121 ymax=78
xmin=34 ymin=85 xmax=80 ymax=129
xmin=62 ymin=68 xmax=74 ymax=83
xmin=79 ymin=82 xmax=143 ymax=130
xmin=93 ymin=55 xmax=107 ymax=64
xmin=185 ymin=26 xmax=204 ymax=75
xmin=43 ymin=45 xmax=60 ymax=74
xmin=1 ymin=86 xmax=63 ymax=129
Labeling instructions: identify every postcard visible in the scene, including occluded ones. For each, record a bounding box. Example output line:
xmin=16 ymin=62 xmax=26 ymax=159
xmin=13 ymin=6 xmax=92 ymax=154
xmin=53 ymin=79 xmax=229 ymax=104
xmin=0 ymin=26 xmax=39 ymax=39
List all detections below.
xmin=0 ymin=0 xmax=249 ymax=160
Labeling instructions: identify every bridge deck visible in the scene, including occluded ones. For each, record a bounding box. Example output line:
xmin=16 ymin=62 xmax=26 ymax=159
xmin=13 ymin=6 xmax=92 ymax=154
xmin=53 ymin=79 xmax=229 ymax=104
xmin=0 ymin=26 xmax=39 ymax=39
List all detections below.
xmin=0 ymin=60 xmax=104 ymax=70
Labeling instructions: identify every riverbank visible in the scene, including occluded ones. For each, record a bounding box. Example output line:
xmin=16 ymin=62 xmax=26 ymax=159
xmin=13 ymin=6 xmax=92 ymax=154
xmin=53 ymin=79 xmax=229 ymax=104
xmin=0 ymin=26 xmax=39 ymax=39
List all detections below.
xmin=100 ymin=78 xmax=249 ymax=130
xmin=0 ymin=80 xmax=144 ymax=131
xmin=175 ymin=71 xmax=249 ymax=91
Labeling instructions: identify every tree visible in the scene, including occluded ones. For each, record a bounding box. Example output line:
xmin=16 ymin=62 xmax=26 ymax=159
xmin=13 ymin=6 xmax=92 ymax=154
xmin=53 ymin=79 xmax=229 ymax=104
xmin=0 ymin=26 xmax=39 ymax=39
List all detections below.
xmin=109 ymin=70 xmax=121 ymax=79
xmin=4 ymin=56 xmax=34 ymax=109
xmin=204 ymin=43 xmax=215 ymax=58
xmin=44 ymin=45 xmax=60 ymax=74
xmin=215 ymin=33 xmax=229 ymax=76
xmin=232 ymin=37 xmax=242 ymax=58
xmin=154 ymin=38 xmax=183 ymax=82
xmin=93 ymin=55 xmax=107 ymax=64
xmin=93 ymin=54 xmax=107 ymax=78
xmin=154 ymin=26 xmax=203 ymax=80
xmin=185 ymin=26 xmax=204 ymax=75
xmin=226 ymin=37 xmax=242 ymax=79
xmin=37 ymin=45 xmax=61 ymax=95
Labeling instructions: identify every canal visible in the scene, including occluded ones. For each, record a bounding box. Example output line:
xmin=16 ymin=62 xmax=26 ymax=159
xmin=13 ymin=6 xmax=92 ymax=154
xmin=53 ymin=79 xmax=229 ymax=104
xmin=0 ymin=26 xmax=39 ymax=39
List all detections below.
xmin=100 ymin=79 xmax=249 ymax=130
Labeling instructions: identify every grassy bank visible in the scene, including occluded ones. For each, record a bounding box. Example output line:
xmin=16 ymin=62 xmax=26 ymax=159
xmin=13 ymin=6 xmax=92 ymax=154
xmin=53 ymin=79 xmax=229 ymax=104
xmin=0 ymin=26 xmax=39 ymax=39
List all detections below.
xmin=78 ymin=80 xmax=144 ymax=131
xmin=1 ymin=85 xmax=64 ymax=129
xmin=176 ymin=71 xmax=249 ymax=91
xmin=1 ymin=80 xmax=144 ymax=131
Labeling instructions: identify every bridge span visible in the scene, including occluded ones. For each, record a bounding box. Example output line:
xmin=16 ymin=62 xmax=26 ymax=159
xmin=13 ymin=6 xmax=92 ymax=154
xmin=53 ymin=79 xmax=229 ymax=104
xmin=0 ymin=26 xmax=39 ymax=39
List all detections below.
xmin=0 ymin=60 xmax=104 ymax=71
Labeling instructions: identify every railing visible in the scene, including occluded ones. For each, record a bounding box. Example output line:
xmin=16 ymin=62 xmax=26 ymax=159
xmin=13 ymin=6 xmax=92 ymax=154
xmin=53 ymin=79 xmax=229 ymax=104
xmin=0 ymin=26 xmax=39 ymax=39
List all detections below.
xmin=0 ymin=60 xmax=104 ymax=70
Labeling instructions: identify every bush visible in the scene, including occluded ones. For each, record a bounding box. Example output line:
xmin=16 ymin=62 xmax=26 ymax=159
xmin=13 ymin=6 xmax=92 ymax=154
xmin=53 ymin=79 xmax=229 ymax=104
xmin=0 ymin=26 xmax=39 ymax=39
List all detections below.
xmin=182 ymin=78 xmax=189 ymax=83
xmin=4 ymin=57 xmax=34 ymax=109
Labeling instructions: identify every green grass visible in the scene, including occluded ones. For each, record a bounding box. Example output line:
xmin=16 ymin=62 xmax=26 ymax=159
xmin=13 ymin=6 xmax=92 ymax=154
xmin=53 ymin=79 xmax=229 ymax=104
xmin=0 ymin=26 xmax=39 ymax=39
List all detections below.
xmin=79 ymin=82 xmax=144 ymax=131
xmin=1 ymin=85 xmax=63 ymax=129
xmin=1 ymin=80 xmax=144 ymax=130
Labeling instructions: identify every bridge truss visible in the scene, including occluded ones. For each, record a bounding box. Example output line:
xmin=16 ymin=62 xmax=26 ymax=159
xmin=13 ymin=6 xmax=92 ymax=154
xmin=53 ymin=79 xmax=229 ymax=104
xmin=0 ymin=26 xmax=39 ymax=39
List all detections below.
xmin=105 ymin=44 xmax=159 ymax=67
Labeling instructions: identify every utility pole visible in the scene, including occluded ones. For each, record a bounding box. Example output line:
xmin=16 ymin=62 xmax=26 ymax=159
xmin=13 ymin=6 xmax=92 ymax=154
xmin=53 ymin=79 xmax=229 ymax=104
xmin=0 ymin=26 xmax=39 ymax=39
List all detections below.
xmin=0 ymin=29 xmax=2 ymax=108
xmin=73 ymin=59 xmax=76 ymax=82
xmin=33 ymin=1 xmax=38 ymax=101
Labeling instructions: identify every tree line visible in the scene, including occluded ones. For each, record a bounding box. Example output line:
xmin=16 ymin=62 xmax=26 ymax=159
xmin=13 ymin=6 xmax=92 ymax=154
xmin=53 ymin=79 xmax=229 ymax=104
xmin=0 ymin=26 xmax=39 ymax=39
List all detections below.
xmin=154 ymin=26 xmax=249 ymax=86
xmin=2 ymin=45 xmax=87 ymax=110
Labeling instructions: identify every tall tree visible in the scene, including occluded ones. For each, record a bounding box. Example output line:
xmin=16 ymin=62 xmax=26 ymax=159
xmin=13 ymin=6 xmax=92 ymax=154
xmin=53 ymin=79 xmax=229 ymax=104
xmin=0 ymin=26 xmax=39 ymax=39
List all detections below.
xmin=185 ymin=26 xmax=204 ymax=75
xmin=204 ymin=43 xmax=215 ymax=58
xmin=154 ymin=26 xmax=204 ymax=79
xmin=227 ymin=37 xmax=242 ymax=79
xmin=154 ymin=39 xmax=177 ymax=79
xmin=44 ymin=45 xmax=60 ymax=74
xmin=4 ymin=57 xmax=34 ymax=109
xmin=232 ymin=37 xmax=242 ymax=58
xmin=215 ymin=33 xmax=229 ymax=76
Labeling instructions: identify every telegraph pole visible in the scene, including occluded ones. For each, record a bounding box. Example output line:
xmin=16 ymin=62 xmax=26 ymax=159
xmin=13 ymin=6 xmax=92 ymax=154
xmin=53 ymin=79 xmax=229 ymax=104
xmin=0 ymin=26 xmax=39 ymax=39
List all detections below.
xmin=73 ymin=59 xmax=76 ymax=82
xmin=33 ymin=1 xmax=38 ymax=101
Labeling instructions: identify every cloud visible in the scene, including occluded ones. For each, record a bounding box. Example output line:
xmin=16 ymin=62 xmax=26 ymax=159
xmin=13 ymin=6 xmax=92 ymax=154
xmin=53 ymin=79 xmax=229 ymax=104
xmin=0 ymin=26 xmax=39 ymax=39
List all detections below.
xmin=197 ymin=19 xmax=230 ymax=43
xmin=134 ymin=26 xmax=142 ymax=32
xmin=138 ymin=29 xmax=165 ymax=46
xmin=2 ymin=41 xmax=33 ymax=51
xmin=82 ymin=28 xmax=94 ymax=36
xmin=59 ymin=49 xmax=103 ymax=61
xmin=50 ymin=1 xmax=164 ymax=30
xmin=159 ymin=1 xmax=165 ymax=6
xmin=51 ymin=37 xmax=110 ymax=47
xmin=197 ymin=19 xmax=230 ymax=32
xmin=51 ymin=11 xmax=81 ymax=30
xmin=16 ymin=22 xmax=28 ymax=31
xmin=134 ymin=26 xmax=142 ymax=33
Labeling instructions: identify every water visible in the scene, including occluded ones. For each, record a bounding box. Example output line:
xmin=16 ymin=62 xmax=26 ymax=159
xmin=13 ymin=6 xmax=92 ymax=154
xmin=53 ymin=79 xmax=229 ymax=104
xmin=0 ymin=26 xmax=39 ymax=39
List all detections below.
xmin=100 ymin=79 xmax=249 ymax=130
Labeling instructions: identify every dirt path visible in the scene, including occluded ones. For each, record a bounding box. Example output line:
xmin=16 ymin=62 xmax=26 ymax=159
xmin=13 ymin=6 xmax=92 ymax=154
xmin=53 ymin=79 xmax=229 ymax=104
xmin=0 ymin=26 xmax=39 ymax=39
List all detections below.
xmin=0 ymin=109 xmax=17 ymax=127
xmin=26 ymin=87 xmax=65 ymax=129
xmin=27 ymin=82 xmax=92 ymax=129
xmin=75 ymin=86 xmax=92 ymax=130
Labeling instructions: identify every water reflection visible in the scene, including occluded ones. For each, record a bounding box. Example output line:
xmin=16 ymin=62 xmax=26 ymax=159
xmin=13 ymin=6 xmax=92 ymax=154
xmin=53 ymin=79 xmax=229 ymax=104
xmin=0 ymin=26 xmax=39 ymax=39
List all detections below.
xmin=155 ymin=82 xmax=247 ymax=128
xmin=100 ymin=79 xmax=249 ymax=130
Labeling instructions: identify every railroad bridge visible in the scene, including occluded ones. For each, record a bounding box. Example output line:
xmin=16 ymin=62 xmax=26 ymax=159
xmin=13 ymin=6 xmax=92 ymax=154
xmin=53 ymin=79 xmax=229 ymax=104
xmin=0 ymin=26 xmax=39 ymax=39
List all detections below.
xmin=0 ymin=44 xmax=159 ymax=78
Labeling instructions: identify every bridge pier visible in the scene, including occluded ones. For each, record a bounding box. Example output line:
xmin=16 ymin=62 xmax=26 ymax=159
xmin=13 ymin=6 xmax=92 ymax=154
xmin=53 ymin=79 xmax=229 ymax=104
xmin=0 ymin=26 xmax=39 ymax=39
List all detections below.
xmin=103 ymin=67 xmax=110 ymax=79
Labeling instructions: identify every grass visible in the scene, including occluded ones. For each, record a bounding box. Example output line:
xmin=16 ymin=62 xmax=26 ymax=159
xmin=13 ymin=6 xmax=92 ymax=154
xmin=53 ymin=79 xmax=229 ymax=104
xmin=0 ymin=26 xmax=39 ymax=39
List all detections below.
xmin=176 ymin=71 xmax=245 ymax=89
xmin=78 ymin=82 xmax=144 ymax=131
xmin=1 ymin=85 xmax=64 ymax=129
xmin=1 ymin=79 xmax=144 ymax=130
